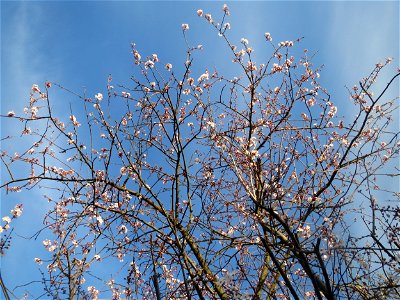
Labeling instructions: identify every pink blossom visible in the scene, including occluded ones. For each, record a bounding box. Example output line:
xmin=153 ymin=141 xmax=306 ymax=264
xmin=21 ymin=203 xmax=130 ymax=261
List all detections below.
xmin=116 ymin=252 xmax=124 ymax=262
xmin=31 ymin=84 xmax=40 ymax=93
xmin=222 ymin=4 xmax=230 ymax=15
xmin=265 ymin=32 xmax=272 ymax=41
xmin=197 ymin=9 xmax=203 ymax=17
xmin=31 ymin=106 xmax=39 ymax=115
xmin=42 ymin=239 xmax=51 ymax=247
xmin=307 ymin=97 xmax=316 ymax=107
xmin=187 ymin=77 xmax=194 ymax=85
xmin=301 ymin=113 xmax=309 ymax=121
xmin=246 ymin=61 xmax=257 ymax=71
xmin=240 ymin=38 xmax=249 ymax=45
xmin=145 ymin=60 xmax=154 ymax=69
xmin=22 ymin=127 xmax=32 ymax=135
xmin=279 ymin=40 xmax=294 ymax=47
xmin=205 ymin=13 xmax=213 ymax=23
xmin=298 ymin=225 xmax=311 ymax=239
xmin=182 ymin=23 xmax=189 ymax=31
xmin=133 ymin=51 xmax=141 ymax=61
xmin=11 ymin=204 xmax=23 ymax=218
xmin=271 ymin=63 xmax=283 ymax=73
xmin=206 ymin=121 xmax=216 ymax=128
xmin=7 ymin=111 xmax=15 ymax=117
xmin=87 ymin=286 xmax=99 ymax=300
xmin=341 ymin=138 xmax=349 ymax=146
xmin=120 ymin=166 xmax=128 ymax=175
xmin=328 ymin=105 xmax=337 ymax=117
xmin=69 ymin=115 xmax=81 ymax=127
xmin=7 ymin=186 xmax=21 ymax=192
xmin=119 ymin=224 xmax=128 ymax=234
xmin=165 ymin=63 xmax=173 ymax=71
xmin=305 ymin=291 xmax=314 ymax=297
xmin=121 ymin=91 xmax=131 ymax=98
xmin=195 ymin=87 xmax=203 ymax=94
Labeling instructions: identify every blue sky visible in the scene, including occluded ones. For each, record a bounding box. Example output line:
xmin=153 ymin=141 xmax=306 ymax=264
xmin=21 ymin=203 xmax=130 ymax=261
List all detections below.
xmin=1 ymin=1 xmax=399 ymax=298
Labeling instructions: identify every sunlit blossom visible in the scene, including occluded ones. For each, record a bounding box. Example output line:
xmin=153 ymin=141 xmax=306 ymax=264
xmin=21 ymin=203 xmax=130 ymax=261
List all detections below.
xmin=69 ymin=115 xmax=81 ymax=127
xmin=197 ymin=70 xmax=209 ymax=82
xmin=95 ymin=93 xmax=103 ymax=101
xmin=2 ymin=216 xmax=11 ymax=223
xmin=1 ymin=6 xmax=398 ymax=299
xmin=94 ymin=254 xmax=101 ymax=261
xmin=96 ymin=216 xmax=103 ymax=225
xmin=206 ymin=121 xmax=215 ymax=128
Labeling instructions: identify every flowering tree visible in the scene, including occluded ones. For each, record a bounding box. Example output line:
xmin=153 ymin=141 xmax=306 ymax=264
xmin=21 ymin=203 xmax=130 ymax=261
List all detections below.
xmin=1 ymin=4 xmax=399 ymax=300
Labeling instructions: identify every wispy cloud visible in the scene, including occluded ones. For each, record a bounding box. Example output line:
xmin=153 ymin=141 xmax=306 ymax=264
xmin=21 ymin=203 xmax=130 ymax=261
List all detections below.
xmin=326 ymin=2 xmax=398 ymax=92
xmin=1 ymin=3 xmax=62 ymax=296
